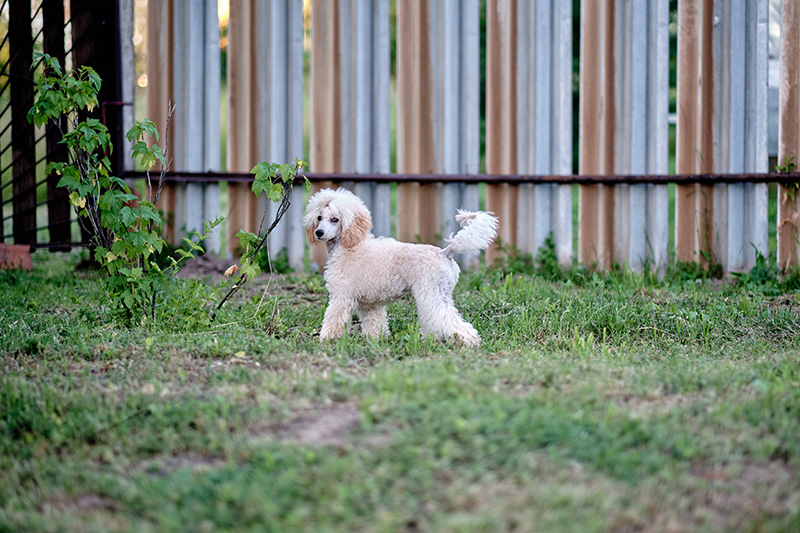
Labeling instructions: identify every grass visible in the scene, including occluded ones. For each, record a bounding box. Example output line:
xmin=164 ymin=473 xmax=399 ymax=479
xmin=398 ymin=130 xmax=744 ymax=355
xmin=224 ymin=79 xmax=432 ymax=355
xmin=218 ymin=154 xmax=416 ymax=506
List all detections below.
xmin=1 ymin=251 xmax=800 ymax=532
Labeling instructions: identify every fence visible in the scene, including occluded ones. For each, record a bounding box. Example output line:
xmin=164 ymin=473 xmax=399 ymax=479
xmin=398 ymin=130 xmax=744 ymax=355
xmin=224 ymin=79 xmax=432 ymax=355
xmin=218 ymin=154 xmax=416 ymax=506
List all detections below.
xmin=4 ymin=0 xmax=800 ymax=276
xmin=0 ymin=0 xmax=133 ymax=250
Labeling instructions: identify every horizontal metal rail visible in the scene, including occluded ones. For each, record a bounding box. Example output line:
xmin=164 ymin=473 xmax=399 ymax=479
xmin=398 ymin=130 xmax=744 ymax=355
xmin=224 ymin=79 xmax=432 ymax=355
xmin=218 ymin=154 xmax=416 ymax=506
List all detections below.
xmin=123 ymin=171 xmax=800 ymax=186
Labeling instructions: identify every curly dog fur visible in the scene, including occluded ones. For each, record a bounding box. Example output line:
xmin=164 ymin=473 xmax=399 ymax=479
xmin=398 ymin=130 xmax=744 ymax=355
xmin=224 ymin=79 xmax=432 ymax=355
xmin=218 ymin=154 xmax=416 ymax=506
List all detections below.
xmin=303 ymin=188 xmax=499 ymax=346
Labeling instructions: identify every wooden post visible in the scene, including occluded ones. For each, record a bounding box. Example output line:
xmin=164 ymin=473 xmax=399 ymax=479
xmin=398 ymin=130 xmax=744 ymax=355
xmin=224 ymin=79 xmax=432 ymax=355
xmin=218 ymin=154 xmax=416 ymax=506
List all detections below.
xmin=486 ymin=0 xmax=519 ymax=265
xmin=578 ymin=0 xmax=616 ymax=269
xmin=227 ymin=0 xmax=258 ymax=257
xmin=9 ymin=0 xmax=36 ymax=245
xmin=778 ymin=0 xmax=800 ymax=270
xmin=309 ymin=0 xmax=342 ymax=268
xmin=397 ymin=0 xmax=438 ymax=245
xmin=676 ymin=0 xmax=716 ymax=267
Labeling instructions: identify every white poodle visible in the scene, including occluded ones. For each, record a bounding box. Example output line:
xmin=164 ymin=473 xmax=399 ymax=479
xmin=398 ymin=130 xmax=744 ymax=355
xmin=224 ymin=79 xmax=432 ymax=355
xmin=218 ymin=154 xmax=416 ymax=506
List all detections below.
xmin=303 ymin=188 xmax=499 ymax=346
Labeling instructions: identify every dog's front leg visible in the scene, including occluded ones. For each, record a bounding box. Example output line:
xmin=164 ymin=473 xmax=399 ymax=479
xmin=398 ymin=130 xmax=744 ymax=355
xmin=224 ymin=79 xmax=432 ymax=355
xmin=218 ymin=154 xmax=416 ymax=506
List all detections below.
xmin=319 ymin=298 xmax=356 ymax=341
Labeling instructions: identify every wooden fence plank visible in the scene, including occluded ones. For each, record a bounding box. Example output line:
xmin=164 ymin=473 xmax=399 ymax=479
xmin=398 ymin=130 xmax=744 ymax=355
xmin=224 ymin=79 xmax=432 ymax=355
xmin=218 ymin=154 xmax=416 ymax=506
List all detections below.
xmin=778 ymin=0 xmax=800 ymax=270
xmin=147 ymin=0 xmax=177 ymax=243
xmin=310 ymin=0 xmax=389 ymax=269
xmin=486 ymin=0 xmax=518 ymax=265
xmin=676 ymin=0 xmax=716 ymax=268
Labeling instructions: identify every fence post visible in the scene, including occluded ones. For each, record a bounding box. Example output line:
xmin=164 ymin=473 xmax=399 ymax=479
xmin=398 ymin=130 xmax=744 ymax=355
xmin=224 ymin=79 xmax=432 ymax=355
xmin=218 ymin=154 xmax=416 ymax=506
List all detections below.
xmin=396 ymin=0 xmax=480 ymax=252
xmin=676 ymin=0 xmax=769 ymax=273
xmin=310 ymin=0 xmax=391 ymax=270
xmin=8 ymin=0 xmax=36 ymax=245
xmin=778 ymin=0 xmax=800 ymax=270
xmin=487 ymin=0 xmax=573 ymax=267
xmin=397 ymin=0 xmax=438 ymax=245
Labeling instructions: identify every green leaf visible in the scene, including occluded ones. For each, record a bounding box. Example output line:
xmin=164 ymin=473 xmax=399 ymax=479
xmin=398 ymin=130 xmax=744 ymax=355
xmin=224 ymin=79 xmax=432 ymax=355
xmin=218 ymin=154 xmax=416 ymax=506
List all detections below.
xmin=278 ymin=163 xmax=295 ymax=183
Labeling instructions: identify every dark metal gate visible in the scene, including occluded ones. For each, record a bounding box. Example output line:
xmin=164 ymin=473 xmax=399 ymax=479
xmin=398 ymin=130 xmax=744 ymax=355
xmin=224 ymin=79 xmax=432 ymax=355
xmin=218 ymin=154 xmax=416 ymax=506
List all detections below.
xmin=1 ymin=0 xmax=124 ymax=250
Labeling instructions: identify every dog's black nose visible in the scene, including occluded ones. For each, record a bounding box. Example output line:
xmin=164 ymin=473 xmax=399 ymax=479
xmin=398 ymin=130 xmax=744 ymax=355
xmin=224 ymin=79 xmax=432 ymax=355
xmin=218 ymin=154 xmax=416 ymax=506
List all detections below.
xmin=315 ymin=229 xmax=324 ymax=238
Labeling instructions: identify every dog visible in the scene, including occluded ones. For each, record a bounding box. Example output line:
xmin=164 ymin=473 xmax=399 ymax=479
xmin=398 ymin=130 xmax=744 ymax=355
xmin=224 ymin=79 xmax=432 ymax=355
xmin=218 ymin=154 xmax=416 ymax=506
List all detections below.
xmin=303 ymin=188 xmax=499 ymax=346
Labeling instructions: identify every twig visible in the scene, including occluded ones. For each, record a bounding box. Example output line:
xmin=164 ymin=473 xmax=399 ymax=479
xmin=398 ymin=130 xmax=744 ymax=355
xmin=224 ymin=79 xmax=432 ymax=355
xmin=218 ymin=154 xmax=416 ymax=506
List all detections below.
xmin=153 ymin=102 xmax=176 ymax=210
xmin=215 ymin=169 xmax=300 ymax=312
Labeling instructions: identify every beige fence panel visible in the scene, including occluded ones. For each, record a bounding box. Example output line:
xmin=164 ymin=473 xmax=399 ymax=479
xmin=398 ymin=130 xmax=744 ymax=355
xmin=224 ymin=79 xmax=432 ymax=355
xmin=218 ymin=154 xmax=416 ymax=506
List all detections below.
xmin=309 ymin=0 xmax=391 ymax=269
xmin=146 ymin=0 xmax=177 ymax=244
xmin=397 ymin=0 xmax=480 ymax=253
xmin=577 ymin=1 xmax=669 ymax=273
xmin=227 ymin=0 xmax=304 ymax=266
xmin=778 ymin=0 xmax=800 ymax=270
xmin=486 ymin=0 xmax=519 ymax=265
xmin=147 ymin=0 xmax=221 ymax=251
xmin=676 ymin=0 xmax=769 ymax=272
xmin=578 ymin=0 xmax=616 ymax=269
xmin=486 ymin=0 xmax=573 ymax=266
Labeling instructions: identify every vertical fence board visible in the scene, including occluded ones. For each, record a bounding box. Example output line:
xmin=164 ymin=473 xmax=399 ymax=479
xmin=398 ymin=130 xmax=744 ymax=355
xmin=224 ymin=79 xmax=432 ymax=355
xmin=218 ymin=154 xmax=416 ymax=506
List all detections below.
xmin=397 ymin=0 xmax=437 ymax=244
xmin=147 ymin=0 xmax=178 ymax=243
xmin=677 ymin=0 xmax=768 ymax=273
xmin=778 ymin=0 xmax=800 ymax=270
xmin=578 ymin=0 xmax=615 ymax=268
xmin=676 ymin=0 xmax=716 ymax=267
xmin=9 ymin=0 xmax=36 ymax=245
xmin=486 ymin=0 xmax=518 ymax=265
xmin=609 ymin=1 xmax=669 ymax=274
xmin=172 ymin=0 xmax=221 ymax=252
xmin=227 ymin=0 xmax=256 ymax=258
xmin=310 ymin=0 xmax=389 ymax=269
xmin=42 ymin=0 xmax=70 ymax=249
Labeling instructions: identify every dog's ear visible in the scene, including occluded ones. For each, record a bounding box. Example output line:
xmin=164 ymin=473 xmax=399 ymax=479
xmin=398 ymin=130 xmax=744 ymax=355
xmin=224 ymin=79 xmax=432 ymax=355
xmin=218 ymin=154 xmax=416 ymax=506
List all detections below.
xmin=304 ymin=224 xmax=318 ymax=246
xmin=340 ymin=204 xmax=372 ymax=249
xmin=302 ymin=196 xmax=322 ymax=246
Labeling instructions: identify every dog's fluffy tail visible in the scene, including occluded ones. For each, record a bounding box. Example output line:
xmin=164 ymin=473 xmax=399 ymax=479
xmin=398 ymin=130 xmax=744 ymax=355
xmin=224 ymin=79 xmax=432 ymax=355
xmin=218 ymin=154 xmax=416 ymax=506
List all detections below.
xmin=443 ymin=210 xmax=499 ymax=258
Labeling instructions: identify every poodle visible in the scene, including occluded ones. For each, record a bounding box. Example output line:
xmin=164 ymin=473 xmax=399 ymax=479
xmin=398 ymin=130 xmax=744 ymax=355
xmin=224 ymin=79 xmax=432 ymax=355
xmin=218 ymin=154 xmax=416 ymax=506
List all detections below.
xmin=303 ymin=187 xmax=499 ymax=346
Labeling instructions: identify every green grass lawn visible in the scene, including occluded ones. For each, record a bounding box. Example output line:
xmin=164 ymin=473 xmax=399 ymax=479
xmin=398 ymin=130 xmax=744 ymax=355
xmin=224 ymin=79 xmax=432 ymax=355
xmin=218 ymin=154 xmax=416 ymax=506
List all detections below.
xmin=2 ymin=252 xmax=800 ymax=532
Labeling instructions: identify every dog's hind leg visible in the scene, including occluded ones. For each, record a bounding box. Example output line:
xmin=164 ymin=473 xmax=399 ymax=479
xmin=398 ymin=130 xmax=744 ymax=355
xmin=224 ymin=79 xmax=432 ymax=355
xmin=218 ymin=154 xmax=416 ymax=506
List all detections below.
xmin=413 ymin=284 xmax=481 ymax=347
xmin=358 ymin=305 xmax=390 ymax=338
xmin=320 ymin=298 xmax=356 ymax=341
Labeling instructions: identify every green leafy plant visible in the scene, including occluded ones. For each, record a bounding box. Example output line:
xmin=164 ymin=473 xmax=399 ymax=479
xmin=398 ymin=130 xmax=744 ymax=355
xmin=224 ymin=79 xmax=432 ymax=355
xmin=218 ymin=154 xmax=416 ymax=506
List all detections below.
xmin=216 ymin=159 xmax=308 ymax=311
xmin=27 ymin=53 xmax=219 ymax=321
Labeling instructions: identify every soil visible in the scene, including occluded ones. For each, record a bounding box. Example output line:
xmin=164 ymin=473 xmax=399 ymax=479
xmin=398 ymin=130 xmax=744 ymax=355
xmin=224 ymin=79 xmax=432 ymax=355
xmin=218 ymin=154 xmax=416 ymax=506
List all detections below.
xmin=176 ymin=254 xmax=239 ymax=282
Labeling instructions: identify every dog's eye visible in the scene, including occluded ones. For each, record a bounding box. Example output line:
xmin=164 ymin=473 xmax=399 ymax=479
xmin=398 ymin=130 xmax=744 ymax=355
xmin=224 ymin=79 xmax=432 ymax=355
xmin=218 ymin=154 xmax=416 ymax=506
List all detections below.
xmin=317 ymin=215 xmax=322 ymax=221
xmin=331 ymin=217 xmax=339 ymax=223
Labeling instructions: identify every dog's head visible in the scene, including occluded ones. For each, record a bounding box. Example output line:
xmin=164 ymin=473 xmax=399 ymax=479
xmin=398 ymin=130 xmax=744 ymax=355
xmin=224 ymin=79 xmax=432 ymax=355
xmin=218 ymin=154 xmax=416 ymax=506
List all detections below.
xmin=303 ymin=188 xmax=372 ymax=249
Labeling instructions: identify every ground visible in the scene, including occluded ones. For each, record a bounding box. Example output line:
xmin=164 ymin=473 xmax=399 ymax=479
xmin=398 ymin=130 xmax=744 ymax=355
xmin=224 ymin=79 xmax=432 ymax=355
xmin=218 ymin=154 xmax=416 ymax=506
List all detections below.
xmin=1 ymin=252 xmax=799 ymax=532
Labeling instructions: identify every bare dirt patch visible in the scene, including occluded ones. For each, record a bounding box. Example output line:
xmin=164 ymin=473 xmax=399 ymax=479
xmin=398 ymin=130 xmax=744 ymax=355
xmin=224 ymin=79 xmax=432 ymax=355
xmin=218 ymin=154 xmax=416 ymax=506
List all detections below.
xmin=138 ymin=454 xmax=225 ymax=477
xmin=246 ymin=404 xmax=365 ymax=448
xmin=177 ymin=254 xmax=237 ymax=282
xmin=275 ymin=404 xmax=364 ymax=446
xmin=619 ymin=460 xmax=800 ymax=532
